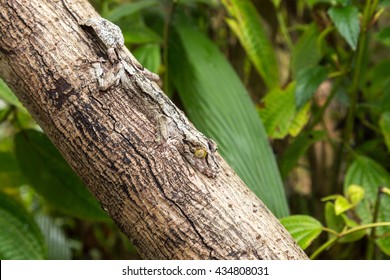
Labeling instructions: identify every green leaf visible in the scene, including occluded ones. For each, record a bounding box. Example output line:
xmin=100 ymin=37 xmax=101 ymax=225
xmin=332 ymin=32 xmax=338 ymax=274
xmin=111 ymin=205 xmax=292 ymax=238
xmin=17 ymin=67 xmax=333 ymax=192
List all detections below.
xmin=169 ymin=25 xmax=288 ymax=217
xmin=379 ymin=112 xmax=390 ymax=153
xmin=258 ymin=83 xmax=310 ymax=139
xmin=132 ymin=43 xmax=161 ymax=74
xmin=295 ymin=65 xmax=328 ymax=110
xmin=0 ymin=192 xmax=46 ymax=259
xmin=222 ymin=0 xmax=279 ymax=89
xmin=338 ymin=215 xmax=366 ymax=243
xmin=322 ymin=185 xmax=365 ymax=214
xmin=346 ymin=184 xmax=365 ymax=206
xmin=280 ymin=215 xmax=323 ymax=250
xmin=328 ymin=6 xmax=360 ymax=50
xmin=344 ymin=156 xmax=390 ymax=255
xmin=279 ymin=130 xmax=326 ymax=178
xmin=322 ymin=194 xmax=342 ymax=201
xmin=0 ymin=152 xmax=27 ymax=188
xmin=289 ymin=102 xmax=312 ymax=136
xmin=291 ymin=24 xmax=322 ymax=77
xmin=324 ymin=202 xmax=345 ymax=234
xmin=334 ymin=196 xmax=352 ymax=215
xmin=35 ymin=214 xmax=72 ymax=260
xmin=324 ymin=202 xmax=366 ymax=243
xmin=106 ymin=0 xmax=159 ymax=22
xmin=14 ymin=130 xmax=108 ymax=221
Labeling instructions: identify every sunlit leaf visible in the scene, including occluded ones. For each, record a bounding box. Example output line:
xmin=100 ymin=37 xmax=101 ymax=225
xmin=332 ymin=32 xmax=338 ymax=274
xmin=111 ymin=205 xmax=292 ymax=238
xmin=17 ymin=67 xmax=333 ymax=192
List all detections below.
xmin=222 ymin=0 xmax=279 ymax=89
xmin=271 ymin=0 xmax=282 ymax=8
xmin=346 ymin=184 xmax=365 ymax=206
xmin=383 ymin=187 xmax=390 ymax=196
xmin=334 ymin=196 xmax=352 ymax=215
xmin=280 ymin=215 xmax=323 ymax=250
xmin=258 ymin=83 xmax=310 ymax=139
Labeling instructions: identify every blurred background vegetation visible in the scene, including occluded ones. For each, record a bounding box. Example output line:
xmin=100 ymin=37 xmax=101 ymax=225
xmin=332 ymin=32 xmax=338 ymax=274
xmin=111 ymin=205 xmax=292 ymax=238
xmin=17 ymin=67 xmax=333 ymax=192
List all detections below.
xmin=0 ymin=0 xmax=389 ymax=259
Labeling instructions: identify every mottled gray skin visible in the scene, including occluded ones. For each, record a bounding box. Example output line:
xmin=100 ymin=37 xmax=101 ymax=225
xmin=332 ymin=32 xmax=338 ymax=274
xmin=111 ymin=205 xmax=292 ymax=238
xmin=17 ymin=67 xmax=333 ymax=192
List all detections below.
xmin=81 ymin=17 xmax=159 ymax=82
xmin=82 ymin=17 xmax=219 ymax=178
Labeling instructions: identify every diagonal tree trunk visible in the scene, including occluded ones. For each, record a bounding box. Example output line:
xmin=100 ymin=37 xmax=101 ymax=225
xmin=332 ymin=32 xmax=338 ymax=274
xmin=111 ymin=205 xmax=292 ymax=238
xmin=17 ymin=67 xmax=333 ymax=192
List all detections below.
xmin=0 ymin=0 xmax=308 ymax=259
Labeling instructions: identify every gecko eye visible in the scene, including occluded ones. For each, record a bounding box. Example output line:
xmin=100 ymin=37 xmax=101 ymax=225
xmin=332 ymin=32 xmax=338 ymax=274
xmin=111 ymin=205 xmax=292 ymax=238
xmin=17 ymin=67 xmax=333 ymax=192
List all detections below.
xmin=194 ymin=148 xmax=207 ymax=159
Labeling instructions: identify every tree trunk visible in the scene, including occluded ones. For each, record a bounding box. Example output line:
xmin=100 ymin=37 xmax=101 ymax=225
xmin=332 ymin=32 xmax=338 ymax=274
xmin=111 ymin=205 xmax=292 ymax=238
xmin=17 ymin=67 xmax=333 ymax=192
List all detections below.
xmin=0 ymin=0 xmax=308 ymax=260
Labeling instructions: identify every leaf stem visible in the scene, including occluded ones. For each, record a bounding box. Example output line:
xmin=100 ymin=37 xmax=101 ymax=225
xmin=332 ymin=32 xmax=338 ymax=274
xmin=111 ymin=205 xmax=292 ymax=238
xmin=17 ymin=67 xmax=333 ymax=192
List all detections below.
xmin=321 ymin=227 xmax=339 ymax=236
xmin=344 ymin=0 xmax=378 ymax=161
xmin=312 ymin=221 xmax=390 ymax=259
xmin=310 ymin=236 xmax=338 ymax=259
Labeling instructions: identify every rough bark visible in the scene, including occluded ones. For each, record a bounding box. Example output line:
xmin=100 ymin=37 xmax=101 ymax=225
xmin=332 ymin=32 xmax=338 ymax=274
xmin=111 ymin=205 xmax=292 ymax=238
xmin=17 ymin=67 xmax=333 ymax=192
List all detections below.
xmin=0 ymin=0 xmax=308 ymax=259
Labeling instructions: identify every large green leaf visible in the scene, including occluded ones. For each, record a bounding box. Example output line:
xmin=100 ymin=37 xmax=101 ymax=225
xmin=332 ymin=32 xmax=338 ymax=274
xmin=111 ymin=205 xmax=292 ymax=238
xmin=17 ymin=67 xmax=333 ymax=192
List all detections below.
xmin=169 ymin=25 xmax=288 ymax=217
xmin=280 ymin=215 xmax=323 ymax=250
xmin=222 ymin=0 xmax=279 ymax=89
xmin=258 ymin=83 xmax=310 ymax=139
xmin=0 ymin=193 xmax=46 ymax=259
xmin=14 ymin=130 xmax=108 ymax=221
xmin=328 ymin=6 xmax=360 ymax=50
xmin=344 ymin=156 xmax=390 ymax=255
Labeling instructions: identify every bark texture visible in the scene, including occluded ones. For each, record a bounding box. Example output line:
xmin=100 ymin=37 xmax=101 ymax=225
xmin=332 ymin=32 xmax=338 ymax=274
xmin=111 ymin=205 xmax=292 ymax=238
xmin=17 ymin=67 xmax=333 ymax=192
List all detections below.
xmin=0 ymin=0 xmax=308 ymax=259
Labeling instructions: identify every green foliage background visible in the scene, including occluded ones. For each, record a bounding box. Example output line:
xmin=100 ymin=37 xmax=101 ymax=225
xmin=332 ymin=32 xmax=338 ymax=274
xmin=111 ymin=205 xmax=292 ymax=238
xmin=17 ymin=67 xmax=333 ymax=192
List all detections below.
xmin=0 ymin=0 xmax=389 ymax=259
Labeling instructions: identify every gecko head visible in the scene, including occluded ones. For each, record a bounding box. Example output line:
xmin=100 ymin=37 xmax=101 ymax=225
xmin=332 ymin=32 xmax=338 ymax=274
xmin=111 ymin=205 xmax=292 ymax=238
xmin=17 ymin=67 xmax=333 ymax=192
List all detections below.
xmin=81 ymin=17 xmax=124 ymax=49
